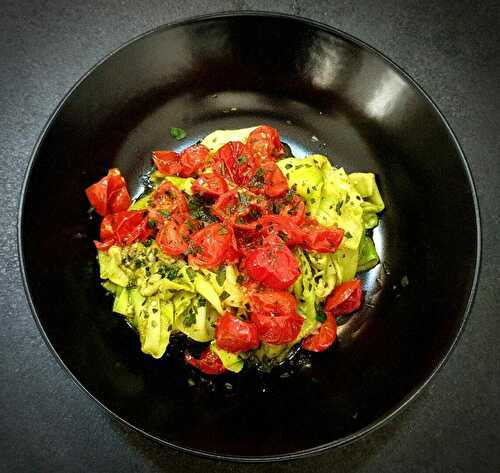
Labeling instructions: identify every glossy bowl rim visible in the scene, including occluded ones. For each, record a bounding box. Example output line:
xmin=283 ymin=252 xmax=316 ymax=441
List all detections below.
xmin=17 ymin=11 xmax=482 ymax=462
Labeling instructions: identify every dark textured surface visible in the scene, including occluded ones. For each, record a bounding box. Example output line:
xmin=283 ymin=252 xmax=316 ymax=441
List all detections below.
xmin=1 ymin=0 xmax=499 ymax=471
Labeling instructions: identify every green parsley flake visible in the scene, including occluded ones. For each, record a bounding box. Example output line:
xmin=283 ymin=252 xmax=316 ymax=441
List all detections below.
xmin=170 ymin=127 xmax=187 ymax=140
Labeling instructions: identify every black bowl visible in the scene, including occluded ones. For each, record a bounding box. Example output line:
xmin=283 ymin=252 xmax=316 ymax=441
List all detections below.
xmin=18 ymin=13 xmax=480 ymax=461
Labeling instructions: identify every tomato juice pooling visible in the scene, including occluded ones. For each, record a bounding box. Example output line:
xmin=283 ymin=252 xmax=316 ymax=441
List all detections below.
xmin=85 ymin=125 xmax=384 ymax=374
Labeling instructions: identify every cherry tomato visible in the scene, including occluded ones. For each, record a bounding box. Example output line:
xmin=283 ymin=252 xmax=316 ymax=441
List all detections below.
xmin=251 ymin=311 xmax=304 ymax=345
xmin=149 ymin=181 xmax=189 ymax=227
xmin=94 ymin=211 xmax=150 ymax=250
xmin=325 ymin=280 xmax=362 ymax=317
xmin=234 ymin=227 xmax=263 ymax=254
xmin=258 ymin=215 xmax=304 ymax=246
xmin=279 ymin=194 xmax=306 ymax=225
xmin=302 ymin=312 xmax=337 ymax=352
xmin=213 ymin=141 xmax=244 ymax=181
xmin=213 ymin=141 xmax=258 ymax=186
xmin=215 ymin=312 xmax=259 ymax=353
xmin=156 ymin=218 xmax=188 ymax=256
xmin=212 ymin=190 xmax=250 ymax=221
xmin=85 ymin=168 xmax=131 ymax=217
xmin=179 ymin=144 xmax=210 ymax=177
xmin=188 ymin=223 xmax=236 ymax=269
xmin=192 ymin=173 xmax=228 ymax=199
xmin=245 ymin=125 xmax=285 ymax=161
xmin=302 ymin=221 xmax=344 ymax=253
xmin=248 ymin=161 xmax=288 ymax=198
xmin=99 ymin=215 xmax=115 ymax=242
xmin=185 ymin=347 xmax=226 ymax=375
xmin=177 ymin=213 xmax=201 ymax=241
xmin=249 ymin=289 xmax=299 ymax=318
xmin=152 ymin=150 xmax=181 ymax=176
xmin=243 ymin=236 xmax=300 ymax=290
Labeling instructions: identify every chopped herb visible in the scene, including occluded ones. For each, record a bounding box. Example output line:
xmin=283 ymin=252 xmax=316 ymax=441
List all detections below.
xmin=278 ymin=231 xmax=289 ymax=241
xmin=87 ymin=206 xmax=95 ymax=215
xmin=249 ymin=167 xmax=265 ymax=188
xmin=170 ymin=127 xmax=186 ymax=140
xmin=220 ymin=290 xmax=230 ymax=301
xmin=335 ymin=200 xmax=344 ymax=215
xmin=183 ymin=308 xmax=196 ymax=327
xmin=345 ymin=231 xmax=352 ymax=239
xmin=187 ymin=194 xmax=217 ymax=222
xmin=345 ymin=194 xmax=350 ymax=203
xmin=144 ymin=238 xmax=154 ymax=247
xmin=184 ymin=219 xmax=194 ymax=231
xmin=310 ymin=198 xmax=316 ymax=204
xmin=188 ymin=244 xmax=202 ymax=255
xmin=134 ymin=258 xmax=145 ymax=269
xmin=216 ymin=266 xmax=226 ymax=285
xmin=284 ymin=163 xmax=293 ymax=170
xmin=249 ymin=208 xmax=260 ymax=219
xmin=285 ymin=184 xmax=297 ymax=202
xmin=236 ymin=275 xmax=245 ymax=284
xmin=224 ymin=382 xmax=233 ymax=390
xmin=238 ymin=155 xmax=248 ymax=164
xmin=148 ymin=219 xmax=157 ymax=229
xmin=160 ymin=209 xmax=171 ymax=218
xmin=316 ymin=310 xmax=327 ymax=323
xmin=218 ymin=226 xmax=228 ymax=235
xmin=238 ymin=193 xmax=250 ymax=206
xmin=158 ymin=265 xmax=179 ymax=280
xmin=186 ymin=267 xmax=196 ymax=281
xmin=198 ymin=297 xmax=207 ymax=306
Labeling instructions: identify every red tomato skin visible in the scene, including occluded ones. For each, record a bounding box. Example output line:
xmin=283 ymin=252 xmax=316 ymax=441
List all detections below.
xmin=212 ymin=190 xmax=238 ymax=220
xmin=188 ymin=223 xmax=234 ymax=269
xmin=250 ymin=310 xmax=304 ymax=345
xmin=279 ymin=195 xmax=306 ymax=225
xmin=248 ymin=161 xmax=288 ymax=198
xmin=185 ymin=347 xmax=226 ymax=375
xmin=156 ymin=219 xmax=188 ymax=256
xmin=192 ymin=173 xmax=228 ymax=199
xmin=95 ymin=211 xmax=150 ymax=250
xmin=302 ymin=312 xmax=337 ymax=352
xmin=152 ymin=150 xmax=182 ymax=176
xmin=325 ymin=280 xmax=362 ymax=317
xmin=247 ymin=287 xmax=303 ymax=344
xmin=213 ymin=141 xmax=258 ymax=185
xmin=245 ymin=126 xmax=285 ymax=161
xmin=215 ymin=312 xmax=259 ymax=353
xmin=243 ymin=239 xmax=300 ymax=290
xmin=179 ymin=144 xmax=210 ymax=177
xmin=258 ymin=214 xmax=305 ymax=246
xmin=262 ymin=161 xmax=289 ymax=197
xmin=85 ymin=168 xmax=131 ymax=216
xmin=150 ymin=181 xmax=189 ymax=221
xmin=303 ymin=226 xmax=344 ymax=253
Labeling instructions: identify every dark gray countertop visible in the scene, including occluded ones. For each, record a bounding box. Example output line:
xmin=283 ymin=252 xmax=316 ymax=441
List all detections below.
xmin=1 ymin=1 xmax=499 ymax=471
